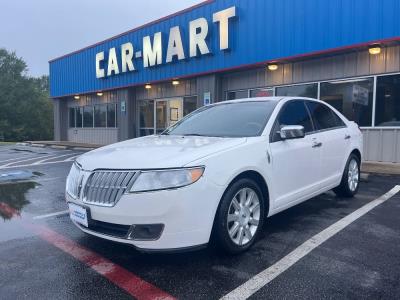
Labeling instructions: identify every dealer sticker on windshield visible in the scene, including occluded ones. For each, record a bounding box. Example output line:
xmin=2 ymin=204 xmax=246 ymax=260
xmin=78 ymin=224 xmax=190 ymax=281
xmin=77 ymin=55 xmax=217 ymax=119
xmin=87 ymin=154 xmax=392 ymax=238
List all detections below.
xmin=68 ymin=203 xmax=88 ymax=227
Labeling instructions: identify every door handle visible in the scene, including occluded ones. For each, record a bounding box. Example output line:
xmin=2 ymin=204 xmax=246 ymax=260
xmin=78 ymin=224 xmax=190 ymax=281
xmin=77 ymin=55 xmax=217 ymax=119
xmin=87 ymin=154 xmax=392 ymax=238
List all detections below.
xmin=312 ymin=141 xmax=322 ymax=148
xmin=345 ymin=134 xmax=351 ymax=140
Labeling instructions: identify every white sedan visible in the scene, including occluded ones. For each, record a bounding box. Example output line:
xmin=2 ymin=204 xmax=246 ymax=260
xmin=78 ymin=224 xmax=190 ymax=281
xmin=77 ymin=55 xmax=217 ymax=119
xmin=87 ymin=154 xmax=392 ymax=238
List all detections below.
xmin=66 ymin=97 xmax=362 ymax=254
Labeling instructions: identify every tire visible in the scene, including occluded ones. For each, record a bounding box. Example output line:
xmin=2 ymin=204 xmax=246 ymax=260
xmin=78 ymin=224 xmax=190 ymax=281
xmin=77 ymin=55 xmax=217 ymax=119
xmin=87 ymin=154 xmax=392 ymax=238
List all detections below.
xmin=333 ymin=153 xmax=360 ymax=198
xmin=213 ymin=178 xmax=265 ymax=254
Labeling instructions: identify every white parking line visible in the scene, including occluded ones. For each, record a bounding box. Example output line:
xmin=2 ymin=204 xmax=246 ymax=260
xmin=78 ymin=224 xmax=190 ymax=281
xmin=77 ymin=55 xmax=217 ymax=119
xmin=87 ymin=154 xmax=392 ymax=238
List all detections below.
xmin=31 ymin=153 xmax=78 ymax=165
xmin=33 ymin=210 xmax=69 ymax=220
xmin=221 ymin=185 xmax=400 ymax=300
xmin=0 ymin=156 xmax=36 ymax=163
xmin=0 ymin=160 xmax=75 ymax=169
xmin=0 ymin=153 xmax=61 ymax=168
xmin=63 ymin=155 xmax=80 ymax=162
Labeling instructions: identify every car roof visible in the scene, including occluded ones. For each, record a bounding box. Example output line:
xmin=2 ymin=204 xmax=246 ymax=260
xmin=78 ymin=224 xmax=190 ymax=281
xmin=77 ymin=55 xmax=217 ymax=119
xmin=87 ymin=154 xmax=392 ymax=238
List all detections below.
xmin=215 ymin=96 xmax=320 ymax=105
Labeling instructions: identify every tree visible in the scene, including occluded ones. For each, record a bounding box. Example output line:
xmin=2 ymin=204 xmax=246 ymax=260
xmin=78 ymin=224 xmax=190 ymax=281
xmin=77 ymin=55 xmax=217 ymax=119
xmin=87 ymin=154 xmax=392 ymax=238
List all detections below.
xmin=0 ymin=49 xmax=53 ymax=141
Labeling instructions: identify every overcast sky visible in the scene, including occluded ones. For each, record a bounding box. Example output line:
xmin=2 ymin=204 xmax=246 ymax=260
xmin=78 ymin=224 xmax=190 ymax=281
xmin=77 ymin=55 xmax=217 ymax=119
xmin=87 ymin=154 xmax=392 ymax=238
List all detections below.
xmin=0 ymin=0 xmax=201 ymax=77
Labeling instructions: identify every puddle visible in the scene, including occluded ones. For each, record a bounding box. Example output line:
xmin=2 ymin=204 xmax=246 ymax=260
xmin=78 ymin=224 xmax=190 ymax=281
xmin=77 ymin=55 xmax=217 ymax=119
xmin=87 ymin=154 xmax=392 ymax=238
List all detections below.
xmin=0 ymin=170 xmax=36 ymax=183
xmin=0 ymin=181 xmax=39 ymax=221
xmin=32 ymin=171 xmax=44 ymax=177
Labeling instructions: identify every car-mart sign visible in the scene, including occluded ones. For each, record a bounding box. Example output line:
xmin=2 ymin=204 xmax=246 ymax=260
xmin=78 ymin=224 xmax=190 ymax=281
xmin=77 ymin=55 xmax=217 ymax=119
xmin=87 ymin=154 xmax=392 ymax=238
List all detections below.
xmin=95 ymin=7 xmax=236 ymax=79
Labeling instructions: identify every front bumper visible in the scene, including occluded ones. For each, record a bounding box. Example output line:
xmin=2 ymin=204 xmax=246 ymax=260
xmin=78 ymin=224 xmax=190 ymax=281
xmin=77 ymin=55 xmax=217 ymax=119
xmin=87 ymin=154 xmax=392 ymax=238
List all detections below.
xmin=67 ymin=176 xmax=225 ymax=250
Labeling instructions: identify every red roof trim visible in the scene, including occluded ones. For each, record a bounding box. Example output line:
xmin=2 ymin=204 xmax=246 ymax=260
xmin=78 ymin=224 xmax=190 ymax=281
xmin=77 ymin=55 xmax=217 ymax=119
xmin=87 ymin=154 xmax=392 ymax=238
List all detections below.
xmin=52 ymin=36 xmax=400 ymax=99
xmin=49 ymin=0 xmax=214 ymax=63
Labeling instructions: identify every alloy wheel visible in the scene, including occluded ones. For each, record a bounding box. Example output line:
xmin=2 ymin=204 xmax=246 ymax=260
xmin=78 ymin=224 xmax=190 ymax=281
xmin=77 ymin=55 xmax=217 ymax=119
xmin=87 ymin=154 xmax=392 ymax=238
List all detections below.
xmin=227 ymin=187 xmax=260 ymax=246
xmin=348 ymin=159 xmax=359 ymax=192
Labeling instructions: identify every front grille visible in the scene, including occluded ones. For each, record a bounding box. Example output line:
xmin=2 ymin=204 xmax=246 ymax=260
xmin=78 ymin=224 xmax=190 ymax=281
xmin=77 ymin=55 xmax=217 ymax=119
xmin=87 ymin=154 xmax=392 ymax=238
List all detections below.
xmin=66 ymin=163 xmax=81 ymax=198
xmin=83 ymin=171 xmax=137 ymax=207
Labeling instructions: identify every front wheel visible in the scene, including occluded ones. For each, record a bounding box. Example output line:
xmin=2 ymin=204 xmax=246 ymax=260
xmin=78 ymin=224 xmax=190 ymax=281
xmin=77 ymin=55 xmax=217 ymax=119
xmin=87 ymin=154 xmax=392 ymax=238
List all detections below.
xmin=213 ymin=178 xmax=265 ymax=254
xmin=333 ymin=153 xmax=360 ymax=198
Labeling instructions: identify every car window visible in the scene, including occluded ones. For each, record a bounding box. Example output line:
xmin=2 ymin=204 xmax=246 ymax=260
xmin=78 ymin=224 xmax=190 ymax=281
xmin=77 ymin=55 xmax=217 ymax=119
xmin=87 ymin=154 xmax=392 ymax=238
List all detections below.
xmin=271 ymin=100 xmax=314 ymax=142
xmin=306 ymin=101 xmax=345 ymax=130
xmin=164 ymin=101 xmax=277 ymax=137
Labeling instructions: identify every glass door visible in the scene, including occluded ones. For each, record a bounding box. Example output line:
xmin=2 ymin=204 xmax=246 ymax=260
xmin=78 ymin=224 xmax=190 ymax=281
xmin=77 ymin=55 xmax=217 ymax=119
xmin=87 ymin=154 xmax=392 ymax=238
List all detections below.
xmin=138 ymin=97 xmax=185 ymax=136
xmin=155 ymin=98 xmax=183 ymax=134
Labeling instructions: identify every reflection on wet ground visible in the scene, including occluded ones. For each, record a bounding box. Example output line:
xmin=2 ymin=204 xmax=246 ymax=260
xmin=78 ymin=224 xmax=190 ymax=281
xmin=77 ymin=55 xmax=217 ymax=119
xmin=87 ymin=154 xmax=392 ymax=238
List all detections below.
xmin=0 ymin=170 xmax=41 ymax=221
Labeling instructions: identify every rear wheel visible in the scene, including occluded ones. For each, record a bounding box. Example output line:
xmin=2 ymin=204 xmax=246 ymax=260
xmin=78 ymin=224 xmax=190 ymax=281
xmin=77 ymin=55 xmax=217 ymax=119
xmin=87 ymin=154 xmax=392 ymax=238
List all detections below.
xmin=333 ymin=153 xmax=360 ymax=197
xmin=213 ymin=178 xmax=265 ymax=254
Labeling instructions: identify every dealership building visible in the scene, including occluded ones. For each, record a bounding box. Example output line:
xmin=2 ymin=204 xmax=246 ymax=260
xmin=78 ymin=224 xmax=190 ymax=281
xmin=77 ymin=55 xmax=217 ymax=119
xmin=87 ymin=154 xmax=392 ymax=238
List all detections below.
xmin=50 ymin=0 xmax=400 ymax=163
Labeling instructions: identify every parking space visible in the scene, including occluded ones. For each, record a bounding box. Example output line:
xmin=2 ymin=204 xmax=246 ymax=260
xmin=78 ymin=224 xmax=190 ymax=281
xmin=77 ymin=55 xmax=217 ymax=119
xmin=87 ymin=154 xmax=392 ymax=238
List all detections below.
xmin=0 ymin=145 xmax=399 ymax=299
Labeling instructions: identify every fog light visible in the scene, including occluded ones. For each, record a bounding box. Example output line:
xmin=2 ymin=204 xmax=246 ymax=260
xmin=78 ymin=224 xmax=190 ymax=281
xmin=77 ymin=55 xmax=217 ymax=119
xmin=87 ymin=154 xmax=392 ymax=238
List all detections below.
xmin=128 ymin=224 xmax=164 ymax=240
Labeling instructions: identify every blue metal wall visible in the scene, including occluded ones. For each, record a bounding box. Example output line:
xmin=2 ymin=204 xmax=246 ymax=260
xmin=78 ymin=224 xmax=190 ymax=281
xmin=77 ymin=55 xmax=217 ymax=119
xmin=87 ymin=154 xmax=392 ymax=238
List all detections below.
xmin=49 ymin=0 xmax=400 ymax=98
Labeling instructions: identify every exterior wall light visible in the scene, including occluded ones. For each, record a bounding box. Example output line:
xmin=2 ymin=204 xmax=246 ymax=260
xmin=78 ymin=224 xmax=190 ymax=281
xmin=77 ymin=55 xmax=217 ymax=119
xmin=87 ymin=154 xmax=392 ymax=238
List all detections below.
xmin=267 ymin=64 xmax=278 ymax=71
xmin=96 ymin=92 xmax=103 ymax=96
xmin=74 ymin=95 xmax=80 ymax=100
xmin=369 ymin=45 xmax=382 ymax=55
xmin=145 ymin=84 xmax=152 ymax=89
xmin=172 ymin=80 xmax=180 ymax=86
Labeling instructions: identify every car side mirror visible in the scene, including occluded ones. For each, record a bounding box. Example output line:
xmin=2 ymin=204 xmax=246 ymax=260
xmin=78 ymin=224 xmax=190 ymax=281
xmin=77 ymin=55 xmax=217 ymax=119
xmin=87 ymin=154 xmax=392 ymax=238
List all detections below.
xmin=279 ymin=125 xmax=305 ymax=140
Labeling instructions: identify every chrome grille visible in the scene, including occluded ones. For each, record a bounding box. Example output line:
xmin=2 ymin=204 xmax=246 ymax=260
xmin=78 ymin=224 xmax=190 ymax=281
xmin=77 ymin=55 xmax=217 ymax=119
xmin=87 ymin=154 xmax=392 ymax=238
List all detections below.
xmin=83 ymin=171 xmax=137 ymax=207
xmin=66 ymin=163 xmax=81 ymax=198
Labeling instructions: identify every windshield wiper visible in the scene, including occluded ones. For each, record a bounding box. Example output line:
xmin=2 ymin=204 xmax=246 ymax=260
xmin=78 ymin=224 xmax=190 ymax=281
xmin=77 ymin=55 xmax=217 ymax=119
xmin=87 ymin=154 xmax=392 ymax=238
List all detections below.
xmin=181 ymin=133 xmax=207 ymax=137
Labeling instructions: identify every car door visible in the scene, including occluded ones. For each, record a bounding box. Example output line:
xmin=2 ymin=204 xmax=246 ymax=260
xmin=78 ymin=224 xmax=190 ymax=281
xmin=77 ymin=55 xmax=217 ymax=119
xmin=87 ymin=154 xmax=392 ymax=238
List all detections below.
xmin=269 ymin=100 xmax=322 ymax=210
xmin=305 ymin=101 xmax=350 ymax=187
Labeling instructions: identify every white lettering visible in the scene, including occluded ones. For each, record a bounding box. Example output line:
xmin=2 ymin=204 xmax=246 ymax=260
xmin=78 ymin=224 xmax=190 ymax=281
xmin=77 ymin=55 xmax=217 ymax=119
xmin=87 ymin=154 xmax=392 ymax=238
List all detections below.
xmin=143 ymin=32 xmax=162 ymax=68
xmin=95 ymin=52 xmax=105 ymax=78
xmin=107 ymin=48 xmax=120 ymax=76
xmin=213 ymin=6 xmax=236 ymax=50
xmin=166 ymin=26 xmax=186 ymax=63
xmin=121 ymin=42 xmax=135 ymax=72
xmin=189 ymin=18 xmax=210 ymax=57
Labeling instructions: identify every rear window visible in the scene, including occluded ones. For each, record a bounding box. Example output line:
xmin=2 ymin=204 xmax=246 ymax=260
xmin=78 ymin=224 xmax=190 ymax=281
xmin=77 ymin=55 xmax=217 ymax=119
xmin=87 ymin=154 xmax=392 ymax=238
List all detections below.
xmin=306 ymin=101 xmax=345 ymax=130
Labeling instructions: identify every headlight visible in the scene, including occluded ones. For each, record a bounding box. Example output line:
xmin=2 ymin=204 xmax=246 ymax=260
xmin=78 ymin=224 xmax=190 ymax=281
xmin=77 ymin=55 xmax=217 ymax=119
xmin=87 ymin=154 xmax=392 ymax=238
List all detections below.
xmin=130 ymin=167 xmax=204 ymax=192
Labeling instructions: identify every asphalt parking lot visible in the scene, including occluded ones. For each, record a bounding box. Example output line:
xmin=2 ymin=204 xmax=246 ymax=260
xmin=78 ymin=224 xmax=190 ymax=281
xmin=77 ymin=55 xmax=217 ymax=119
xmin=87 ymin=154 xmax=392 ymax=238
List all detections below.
xmin=0 ymin=144 xmax=399 ymax=300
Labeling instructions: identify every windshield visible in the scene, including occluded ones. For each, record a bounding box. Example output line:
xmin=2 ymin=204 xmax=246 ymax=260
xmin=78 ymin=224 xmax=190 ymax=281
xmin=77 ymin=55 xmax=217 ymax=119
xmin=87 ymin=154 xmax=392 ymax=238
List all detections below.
xmin=163 ymin=101 xmax=277 ymax=137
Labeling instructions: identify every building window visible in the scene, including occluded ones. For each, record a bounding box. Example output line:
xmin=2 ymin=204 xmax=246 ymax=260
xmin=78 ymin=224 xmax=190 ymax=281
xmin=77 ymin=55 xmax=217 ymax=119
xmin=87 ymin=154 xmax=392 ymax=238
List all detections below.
xmin=107 ymin=103 xmax=117 ymax=128
xmin=94 ymin=105 xmax=107 ymax=127
xmin=276 ymin=83 xmax=318 ymax=98
xmin=69 ymin=107 xmax=76 ymax=128
xmin=226 ymin=90 xmax=248 ymax=100
xmin=183 ymin=96 xmax=197 ymax=116
xmin=83 ymin=106 xmax=94 ymax=128
xmin=76 ymin=107 xmax=83 ymax=128
xmin=250 ymin=88 xmax=273 ymax=98
xmin=320 ymin=78 xmax=373 ymax=126
xmin=375 ymin=74 xmax=400 ymax=126
xmin=139 ymin=100 xmax=154 ymax=136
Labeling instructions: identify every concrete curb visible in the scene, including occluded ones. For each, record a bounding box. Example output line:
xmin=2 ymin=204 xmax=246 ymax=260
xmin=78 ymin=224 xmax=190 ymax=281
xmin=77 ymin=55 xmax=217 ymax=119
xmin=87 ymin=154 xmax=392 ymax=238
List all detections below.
xmin=23 ymin=141 xmax=99 ymax=151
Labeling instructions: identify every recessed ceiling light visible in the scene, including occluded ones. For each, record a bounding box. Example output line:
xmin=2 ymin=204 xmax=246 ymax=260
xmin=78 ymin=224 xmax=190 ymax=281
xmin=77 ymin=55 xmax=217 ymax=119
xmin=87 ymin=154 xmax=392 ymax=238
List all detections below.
xmin=267 ymin=64 xmax=278 ymax=71
xmin=369 ymin=45 xmax=381 ymax=55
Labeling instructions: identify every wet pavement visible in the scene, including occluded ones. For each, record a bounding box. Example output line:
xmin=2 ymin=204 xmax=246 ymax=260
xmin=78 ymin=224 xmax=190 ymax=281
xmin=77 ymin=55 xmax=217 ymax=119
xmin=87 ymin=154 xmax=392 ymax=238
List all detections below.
xmin=0 ymin=144 xmax=399 ymax=299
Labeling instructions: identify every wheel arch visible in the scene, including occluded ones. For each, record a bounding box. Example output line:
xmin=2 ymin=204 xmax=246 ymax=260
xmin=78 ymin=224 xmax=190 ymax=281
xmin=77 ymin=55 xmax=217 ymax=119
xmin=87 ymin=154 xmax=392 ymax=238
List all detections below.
xmin=223 ymin=170 xmax=270 ymax=216
xmin=350 ymin=148 xmax=362 ymax=162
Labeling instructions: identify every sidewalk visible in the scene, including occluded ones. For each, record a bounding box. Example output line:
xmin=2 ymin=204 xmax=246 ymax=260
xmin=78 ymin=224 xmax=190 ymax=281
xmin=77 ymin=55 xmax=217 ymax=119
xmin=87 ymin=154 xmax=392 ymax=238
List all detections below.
xmin=361 ymin=161 xmax=400 ymax=175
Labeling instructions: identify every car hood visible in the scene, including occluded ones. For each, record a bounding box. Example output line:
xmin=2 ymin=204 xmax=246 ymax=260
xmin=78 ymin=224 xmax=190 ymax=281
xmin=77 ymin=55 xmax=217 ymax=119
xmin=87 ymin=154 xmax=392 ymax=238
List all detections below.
xmin=77 ymin=135 xmax=246 ymax=171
